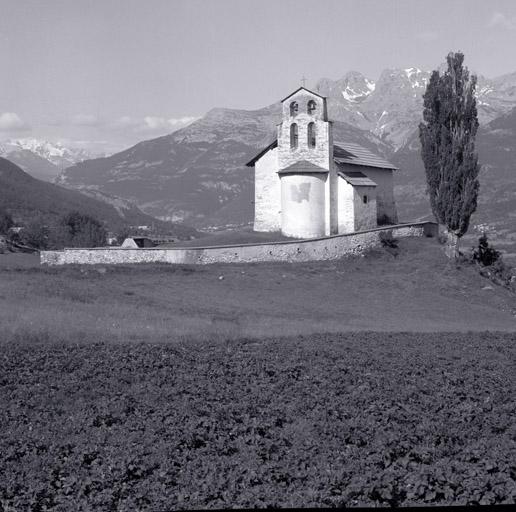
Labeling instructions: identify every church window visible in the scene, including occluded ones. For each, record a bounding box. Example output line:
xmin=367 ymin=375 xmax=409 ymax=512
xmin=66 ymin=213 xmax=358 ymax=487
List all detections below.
xmin=363 ymin=195 xmax=368 ymax=204
xmin=307 ymin=99 xmax=316 ymax=114
xmin=290 ymin=123 xmax=298 ymax=148
xmin=307 ymin=122 xmax=316 ymax=148
xmin=289 ymin=101 xmax=298 ymax=116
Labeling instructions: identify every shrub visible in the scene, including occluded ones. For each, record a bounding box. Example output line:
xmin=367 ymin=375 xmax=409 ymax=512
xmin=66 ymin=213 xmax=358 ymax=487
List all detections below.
xmin=471 ymin=234 xmax=515 ymax=290
xmin=58 ymin=211 xmax=107 ymax=248
xmin=380 ymin=232 xmax=398 ymax=250
xmin=19 ymin=221 xmax=50 ymax=250
xmin=472 ymin=233 xmax=500 ymax=266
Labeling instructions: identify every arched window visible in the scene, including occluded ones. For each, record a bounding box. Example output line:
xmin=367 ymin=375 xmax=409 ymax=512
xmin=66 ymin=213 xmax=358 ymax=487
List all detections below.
xmin=289 ymin=101 xmax=298 ymax=116
xmin=290 ymin=123 xmax=298 ymax=149
xmin=307 ymin=122 xmax=316 ymax=148
xmin=307 ymin=100 xmax=316 ymax=115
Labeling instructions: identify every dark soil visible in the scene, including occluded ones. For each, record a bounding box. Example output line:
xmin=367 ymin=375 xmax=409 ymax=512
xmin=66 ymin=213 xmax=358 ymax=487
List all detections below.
xmin=1 ymin=332 xmax=515 ymax=509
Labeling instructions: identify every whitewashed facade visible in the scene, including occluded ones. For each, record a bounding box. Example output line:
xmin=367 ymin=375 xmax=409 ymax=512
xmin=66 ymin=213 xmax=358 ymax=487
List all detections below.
xmin=247 ymin=87 xmax=398 ymax=239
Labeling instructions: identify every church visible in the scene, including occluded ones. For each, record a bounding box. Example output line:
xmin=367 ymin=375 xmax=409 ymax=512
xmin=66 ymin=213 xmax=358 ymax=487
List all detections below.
xmin=246 ymin=87 xmax=398 ymax=239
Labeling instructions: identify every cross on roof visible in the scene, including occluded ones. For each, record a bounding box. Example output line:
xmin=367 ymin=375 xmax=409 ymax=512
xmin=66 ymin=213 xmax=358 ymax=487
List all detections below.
xmin=301 ymin=76 xmax=307 ymax=87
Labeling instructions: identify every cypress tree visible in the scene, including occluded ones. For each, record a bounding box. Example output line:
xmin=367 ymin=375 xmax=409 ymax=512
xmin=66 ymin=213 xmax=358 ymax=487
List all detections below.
xmin=419 ymin=52 xmax=480 ymax=258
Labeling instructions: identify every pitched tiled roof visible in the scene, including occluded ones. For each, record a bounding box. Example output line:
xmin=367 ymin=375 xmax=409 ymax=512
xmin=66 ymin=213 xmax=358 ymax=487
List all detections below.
xmin=245 ymin=140 xmax=278 ymax=167
xmin=246 ymin=140 xmax=397 ymax=171
xmin=337 ymin=169 xmax=377 ymax=187
xmin=277 ymin=160 xmax=328 ymax=174
xmin=333 ymin=142 xmax=397 ymax=170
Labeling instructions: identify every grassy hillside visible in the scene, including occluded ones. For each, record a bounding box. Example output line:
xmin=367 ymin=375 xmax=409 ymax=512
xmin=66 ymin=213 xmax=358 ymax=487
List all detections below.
xmin=0 ymin=157 xmax=197 ymax=238
xmin=2 ymin=237 xmax=514 ymax=341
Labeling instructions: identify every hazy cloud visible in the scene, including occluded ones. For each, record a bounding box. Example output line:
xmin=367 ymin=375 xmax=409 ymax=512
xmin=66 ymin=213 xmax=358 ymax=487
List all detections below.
xmin=57 ymin=137 xmax=110 ymax=147
xmin=112 ymin=116 xmax=135 ymax=129
xmin=0 ymin=112 xmax=31 ymax=132
xmin=71 ymin=114 xmax=102 ymax=126
xmin=112 ymin=115 xmax=198 ymax=134
xmin=488 ymin=11 xmax=516 ymax=30
xmin=415 ymin=30 xmax=439 ymax=42
xmin=138 ymin=116 xmax=198 ymax=133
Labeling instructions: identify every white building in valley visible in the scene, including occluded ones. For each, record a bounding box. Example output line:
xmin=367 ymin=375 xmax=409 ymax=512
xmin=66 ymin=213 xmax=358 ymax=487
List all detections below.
xmin=246 ymin=87 xmax=398 ymax=239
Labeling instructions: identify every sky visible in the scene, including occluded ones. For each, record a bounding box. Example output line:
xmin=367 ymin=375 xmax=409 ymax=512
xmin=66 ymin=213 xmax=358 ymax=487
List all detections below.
xmin=1 ymin=0 xmax=516 ymax=153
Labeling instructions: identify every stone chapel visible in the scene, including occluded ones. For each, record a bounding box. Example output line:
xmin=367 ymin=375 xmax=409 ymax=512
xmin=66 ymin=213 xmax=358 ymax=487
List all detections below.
xmin=246 ymin=87 xmax=398 ymax=239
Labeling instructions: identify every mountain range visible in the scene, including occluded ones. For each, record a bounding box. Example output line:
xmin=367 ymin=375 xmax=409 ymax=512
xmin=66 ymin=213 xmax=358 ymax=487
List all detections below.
xmin=9 ymin=66 xmax=516 ymax=255
xmin=315 ymin=68 xmax=516 ymax=149
xmin=0 ymin=139 xmax=106 ymax=182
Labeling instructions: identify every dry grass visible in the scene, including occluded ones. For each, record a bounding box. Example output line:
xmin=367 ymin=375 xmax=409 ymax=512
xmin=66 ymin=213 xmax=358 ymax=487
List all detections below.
xmin=0 ymin=238 xmax=515 ymax=346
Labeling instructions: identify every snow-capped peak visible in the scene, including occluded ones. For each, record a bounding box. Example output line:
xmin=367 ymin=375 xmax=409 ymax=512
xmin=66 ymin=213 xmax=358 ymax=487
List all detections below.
xmin=342 ymin=87 xmax=364 ymax=102
xmin=340 ymin=74 xmax=376 ymax=103
xmin=404 ymin=67 xmax=422 ymax=78
xmin=401 ymin=68 xmax=429 ymax=89
xmin=366 ymin=79 xmax=376 ymax=92
xmin=0 ymin=138 xmax=104 ymax=168
xmin=7 ymin=138 xmax=67 ymax=158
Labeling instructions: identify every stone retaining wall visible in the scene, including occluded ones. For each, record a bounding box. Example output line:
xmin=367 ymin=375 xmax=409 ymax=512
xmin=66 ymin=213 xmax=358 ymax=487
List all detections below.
xmin=40 ymin=222 xmax=438 ymax=266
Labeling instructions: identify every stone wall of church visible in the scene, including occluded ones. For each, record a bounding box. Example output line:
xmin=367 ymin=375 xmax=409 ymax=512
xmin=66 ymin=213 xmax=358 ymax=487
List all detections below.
xmin=277 ymin=91 xmax=332 ymax=172
xmin=352 ymin=185 xmax=377 ymax=232
xmin=41 ymin=222 xmax=438 ymax=266
xmin=350 ymin=165 xmax=398 ymax=224
xmin=327 ymin=166 xmax=339 ymax=235
xmin=254 ymin=147 xmax=281 ymax=232
xmin=337 ymin=177 xmax=355 ymax=233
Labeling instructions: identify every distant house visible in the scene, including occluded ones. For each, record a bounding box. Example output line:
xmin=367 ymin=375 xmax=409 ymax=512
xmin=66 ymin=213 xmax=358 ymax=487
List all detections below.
xmin=121 ymin=237 xmax=156 ymax=248
xmin=106 ymin=232 xmax=118 ymax=245
xmin=121 ymin=236 xmax=176 ymax=248
xmin=148 ymin=235 xmax=176 ymax=245
xmin=246 ymin=86 xmax=398 ymax=238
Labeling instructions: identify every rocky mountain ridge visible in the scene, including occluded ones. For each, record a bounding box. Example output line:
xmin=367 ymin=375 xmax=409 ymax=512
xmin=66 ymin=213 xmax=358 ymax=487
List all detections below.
xmin=315 ymin=68 xmax=516 ymax=149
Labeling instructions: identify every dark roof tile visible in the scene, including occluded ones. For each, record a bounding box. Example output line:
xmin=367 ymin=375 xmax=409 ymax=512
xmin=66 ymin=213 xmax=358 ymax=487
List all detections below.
xmin=245 ymin=140 xmax=278 ymax=167
xmin=278 ymin=160 xmax=328 ymax=174
xmin=246 ymin=140 xmax=397 ymax=171
xmin=337 ymin=169 xmax=377 ymax=187
xmin=333 ymin=142 xmax=397 ymax=170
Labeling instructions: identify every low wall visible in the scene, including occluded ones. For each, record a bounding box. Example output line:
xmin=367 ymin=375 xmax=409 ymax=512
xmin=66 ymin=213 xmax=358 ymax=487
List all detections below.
xmin=40 ymin=222 xmax=438 ymax=266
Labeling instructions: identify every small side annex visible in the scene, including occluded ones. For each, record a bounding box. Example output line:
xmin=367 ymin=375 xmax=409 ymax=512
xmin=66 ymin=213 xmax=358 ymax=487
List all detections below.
xmin=246 ymin=87 xmax=398 ymax=239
